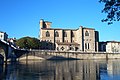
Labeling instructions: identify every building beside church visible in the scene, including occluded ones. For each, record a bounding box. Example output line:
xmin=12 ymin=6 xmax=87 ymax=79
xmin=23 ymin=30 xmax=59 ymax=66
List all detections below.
xmin=0 ymin=31 xmax=8 ymax=41
xmin=99 ymin=41 xmax=120 ymax=53
xmin=106 ymin=41 xmax=120 ymax=53
xmin=99 ymin=42 xmax=107 ymax=52
xmin=39 ymin=19 xmax=99 ymax=52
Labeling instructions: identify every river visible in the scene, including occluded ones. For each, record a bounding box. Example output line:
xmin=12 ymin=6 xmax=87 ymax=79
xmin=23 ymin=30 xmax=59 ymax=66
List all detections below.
xmin=0 ymin=59 xmax=120 ymax=80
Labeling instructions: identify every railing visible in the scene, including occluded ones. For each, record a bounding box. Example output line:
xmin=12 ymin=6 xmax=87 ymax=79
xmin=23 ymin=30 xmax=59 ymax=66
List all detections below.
xmin=0 ymin=39 xmax=18 ymax=49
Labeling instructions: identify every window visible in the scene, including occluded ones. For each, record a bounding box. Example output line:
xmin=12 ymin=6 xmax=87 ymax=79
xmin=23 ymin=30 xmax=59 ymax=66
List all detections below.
xmin=88 ymin=43 xmax=89 ymax=49
xmin=61 ymin=46 xmax=64 ymax=51
xmin=55 ymin=31 xmax=59 ymax=37
xmin=1 ymin=35 xmax=2 ymax=38
xmin=85 ymin=43 xmax=87 ymax=49
xmin=46 ymin=31 xmax=50 ymax=37
xmin=85 ymin=43 xmax=90 ymax=49
xmin=64 ymin=31 xmax=67 ymax=37
xmin=70 ymin=47 xmax=74 ymax=50
xmin=85 ymin=31 xmax=89 ymax=36
xmin=75 ymin=47 xmax=79 ymax=51
xmin=57 ymin=47 xmax=59 ymax=50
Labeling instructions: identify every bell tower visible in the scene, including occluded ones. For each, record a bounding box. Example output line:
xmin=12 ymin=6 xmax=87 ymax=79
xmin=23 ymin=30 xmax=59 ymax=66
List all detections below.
xmin=39 ymin=19 xmax=52 ymax=40
xmin=39 ymin=19 xmax=45 ymax=28
xmin=39 ymin=19 xmax=52 ymax=28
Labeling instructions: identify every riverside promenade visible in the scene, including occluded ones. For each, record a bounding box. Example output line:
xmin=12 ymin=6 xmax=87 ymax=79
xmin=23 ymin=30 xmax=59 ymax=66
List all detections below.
xmin=18 ymin=50 xmax=120 ymax=60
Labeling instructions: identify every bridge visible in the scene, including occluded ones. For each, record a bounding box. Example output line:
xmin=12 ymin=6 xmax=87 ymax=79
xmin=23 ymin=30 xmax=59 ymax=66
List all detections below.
xmin=1 ymin=39 xmax=120 ymax=64
xmin=0 ymin=40 xmax=15 ymax=62
xmin=0 ymin=39 xmax=81 ymax=63
xmin=0 ymin=39 xmax=28 ymax=64
xmin=18 ymin=50 xmax=78 ymax=60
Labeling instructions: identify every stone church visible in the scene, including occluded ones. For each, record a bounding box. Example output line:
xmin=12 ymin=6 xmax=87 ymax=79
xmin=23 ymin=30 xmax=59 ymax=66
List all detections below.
xmin=39 ymin=19 xmax=99 ymax=52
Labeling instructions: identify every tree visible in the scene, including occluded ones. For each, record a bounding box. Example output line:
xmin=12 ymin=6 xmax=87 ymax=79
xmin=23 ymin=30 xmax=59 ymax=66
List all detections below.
xmin=16 ymin=36 xmax=40 ymax=49
xmin=99 ymin=0 xmax=120 ymax=24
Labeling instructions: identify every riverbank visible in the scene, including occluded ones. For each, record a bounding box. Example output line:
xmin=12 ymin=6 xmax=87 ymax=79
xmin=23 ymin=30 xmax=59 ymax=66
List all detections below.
xmin=18 ymin=50 xmax=120 ymax=60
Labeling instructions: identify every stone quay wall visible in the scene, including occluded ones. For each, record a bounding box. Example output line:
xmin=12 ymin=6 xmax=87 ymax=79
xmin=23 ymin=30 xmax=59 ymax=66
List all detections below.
xmin=19 ymin=50 xmax=120 ymax=60
xmin=47 ymin=51 xmax=120 ymax=59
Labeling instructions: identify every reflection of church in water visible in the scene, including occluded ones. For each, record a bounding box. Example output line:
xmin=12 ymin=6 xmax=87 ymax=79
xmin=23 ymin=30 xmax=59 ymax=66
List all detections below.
xmin=21 ymin=60 xmax=100 ymax=80
xmin=54 ymin=60 xmax=100 ymax=80
xmin=6 ymin=60 xmax=100 ymax=80
xmin=2 ymin=59 xmax=120 ymax=80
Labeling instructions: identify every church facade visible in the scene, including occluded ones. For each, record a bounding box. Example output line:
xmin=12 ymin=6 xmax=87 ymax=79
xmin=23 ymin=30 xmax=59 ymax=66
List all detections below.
xmin=39 ymin=19 xmax=99 ymax=52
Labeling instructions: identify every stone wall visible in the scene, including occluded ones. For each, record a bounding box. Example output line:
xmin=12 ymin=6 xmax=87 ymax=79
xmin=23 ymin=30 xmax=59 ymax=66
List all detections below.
xmin=18 ymin=50 xmax=120 ymax=60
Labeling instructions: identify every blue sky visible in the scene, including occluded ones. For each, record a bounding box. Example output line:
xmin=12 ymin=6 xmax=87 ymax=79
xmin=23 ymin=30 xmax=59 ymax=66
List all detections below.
xmin=0 ymin=0 xmax=120 ymax=41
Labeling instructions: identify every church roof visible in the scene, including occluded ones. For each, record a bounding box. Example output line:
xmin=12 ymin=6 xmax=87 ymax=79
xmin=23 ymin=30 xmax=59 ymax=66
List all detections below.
xmin=41 ymin=28 xmax=78 ymax=31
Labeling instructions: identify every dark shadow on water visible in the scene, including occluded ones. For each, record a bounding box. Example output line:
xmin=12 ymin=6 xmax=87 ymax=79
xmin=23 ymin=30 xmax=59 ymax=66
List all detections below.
xmin=47 ymin=56 xmax=80 ymax=60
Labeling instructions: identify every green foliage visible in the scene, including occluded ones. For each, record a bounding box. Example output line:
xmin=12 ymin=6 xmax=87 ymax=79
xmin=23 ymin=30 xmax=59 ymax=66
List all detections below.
xmin=16 ymin=36 xmax=40 ymax=49
xmin=99 ymin=0 xmax=120 ymax=24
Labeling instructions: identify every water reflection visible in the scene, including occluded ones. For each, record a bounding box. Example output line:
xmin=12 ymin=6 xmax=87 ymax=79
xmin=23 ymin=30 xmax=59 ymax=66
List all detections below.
xmin=1 ymin=59 xmax=120 ymax=80
xmin=0 ymin=64 xmax=3 ymax=80
xmin=106 ymin=60 xmax=120 ymax=80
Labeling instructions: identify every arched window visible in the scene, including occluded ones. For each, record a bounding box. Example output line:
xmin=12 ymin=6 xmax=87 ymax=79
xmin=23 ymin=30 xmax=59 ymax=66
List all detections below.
xmin=64 ymin=31 xmax=67 ymax=37
xmin=46 ymin=31 xmax=50 ymax=37
xmin=55 ymin=31 xmax=59 ymax=37
xmin=85 ymin=31 xmax=89 ymax=36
